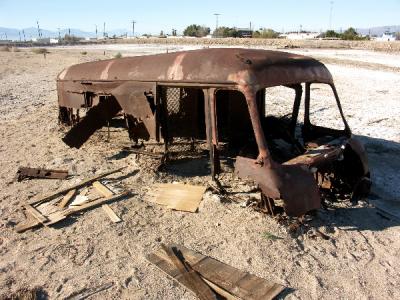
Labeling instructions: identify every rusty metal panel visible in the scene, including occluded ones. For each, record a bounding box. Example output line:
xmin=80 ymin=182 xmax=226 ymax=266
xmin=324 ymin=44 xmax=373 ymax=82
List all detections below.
xmin=235 ymin=156 xmax=321 ymax=216
xmin=16 ymin=167 xmax=68 ymax=181
xmin=57 ymin=49 xmax=333 ymax=88
xmin=110 ymin=81 xmax=157 ymax=139
xmin=62 ymin=96 xmax=122 ymax=148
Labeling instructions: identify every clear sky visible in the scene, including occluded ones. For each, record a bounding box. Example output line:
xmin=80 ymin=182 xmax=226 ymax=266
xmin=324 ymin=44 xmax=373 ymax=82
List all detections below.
xmin=0 ymin=0 xmax=399 ymax=34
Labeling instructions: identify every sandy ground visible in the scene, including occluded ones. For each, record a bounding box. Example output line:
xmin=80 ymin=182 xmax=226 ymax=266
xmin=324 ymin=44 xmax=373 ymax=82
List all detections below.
xmin=0 ymin=45 xmax=400 ymax=299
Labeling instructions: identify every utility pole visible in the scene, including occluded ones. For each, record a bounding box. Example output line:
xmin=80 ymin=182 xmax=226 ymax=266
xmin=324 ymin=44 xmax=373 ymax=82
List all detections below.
xmin=213 ymin=13 xmax=221 ymax=37
xmin=37 ymin=20 xmax=41 ymax=38
xmin=19 ymin=31 xmax=21 ymax=41
xmin=132 ymin=20 xmax=136 ymax=37
xmin=103 ymin=22 xmax=106 ymax=38
xmin=22 ymin=29 xmax=26 ymax=41
xmin=95 ymin=24 xmax=98 ymax=39
xmin=57 ymin=28 xmax=61 ymax=40
xmin=329 ymin=1 xmax=334 ymax=30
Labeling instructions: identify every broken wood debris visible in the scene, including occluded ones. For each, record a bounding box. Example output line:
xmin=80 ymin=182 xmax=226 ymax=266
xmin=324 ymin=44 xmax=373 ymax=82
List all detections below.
xmin=28 ymin=167 xmax=125 ymax=206
xmin=92 ymin=181 xmax=122 ymax=223
xmin=16 ymin=167 xmax=68 ymax=181
xmin=16 ymin=192 xmax=129 ymax=233
xmin=147 ymin=183 xmax=206 ymax=212
xmin=160 ymin=244 xmax=218 ymax=300
xmin=16 ymin=168 xmax=127 ymax=233
xmin=58 ymin=189 xmax=77 ymax=208
xmin=147 ymin=244 xmax=285 ymax=300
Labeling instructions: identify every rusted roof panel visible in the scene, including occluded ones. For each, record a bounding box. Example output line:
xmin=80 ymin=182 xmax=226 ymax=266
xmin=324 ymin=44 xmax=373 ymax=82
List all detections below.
xmin=57 ymin=48 xmax=333 ymax=88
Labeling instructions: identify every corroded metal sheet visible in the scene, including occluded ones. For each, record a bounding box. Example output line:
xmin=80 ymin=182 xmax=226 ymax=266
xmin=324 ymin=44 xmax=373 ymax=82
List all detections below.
xmin=57 ymin=48 xmax=333 ymax=87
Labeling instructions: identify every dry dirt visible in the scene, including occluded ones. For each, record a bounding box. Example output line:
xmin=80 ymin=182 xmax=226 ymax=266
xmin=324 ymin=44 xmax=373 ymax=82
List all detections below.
xmin=0 ymin=45 xmax=399 ymax=300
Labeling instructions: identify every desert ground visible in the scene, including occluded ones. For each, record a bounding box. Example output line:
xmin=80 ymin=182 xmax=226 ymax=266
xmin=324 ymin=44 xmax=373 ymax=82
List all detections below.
xmin=0 ymin=43 xmax=399 ymax=299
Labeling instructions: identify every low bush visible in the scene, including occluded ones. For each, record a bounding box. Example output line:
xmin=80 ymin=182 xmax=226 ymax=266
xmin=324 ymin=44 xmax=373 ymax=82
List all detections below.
xmin=32 ymin=48 xmax=48 ymax=54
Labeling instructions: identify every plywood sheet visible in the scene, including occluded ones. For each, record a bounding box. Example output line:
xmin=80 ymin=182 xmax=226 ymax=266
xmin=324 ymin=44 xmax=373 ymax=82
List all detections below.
xmin=147 ymin=183 xmax=206 ymax=212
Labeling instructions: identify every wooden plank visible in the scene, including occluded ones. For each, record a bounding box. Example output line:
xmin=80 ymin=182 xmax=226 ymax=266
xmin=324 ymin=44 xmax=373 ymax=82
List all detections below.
xmin=93 ymin=181 xmax=114 ymax=197
xmin=58 ymin=189 xmax=76 ymax=208
xmin=23 ymin=204 xmax=48 ymax=224
xmin=201 ymin=277 xmax=239 ymax=300
xmin=92 ymin=181 xmax=122 ymax=223
xmin=147 ymin=183 xmax=206 ymax=212
xmin=15 ymin=215 xmax=41 ymax=233
xmin=28 ymin=167 xmax=125 ymax=206
xmin=160 ymin=244 xmax=217 ymax=300
xmin=147 ymin=244 xmax=285 ymax=300
xmin=17 ymin=192 xmax=129 ymax=232
xmin=101 ymin=205 xmax=122 ymax=223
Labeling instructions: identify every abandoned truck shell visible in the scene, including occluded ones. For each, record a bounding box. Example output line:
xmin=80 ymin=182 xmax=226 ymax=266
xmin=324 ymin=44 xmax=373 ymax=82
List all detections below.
xmin=57 ymin=48 xmax=371 ymax=216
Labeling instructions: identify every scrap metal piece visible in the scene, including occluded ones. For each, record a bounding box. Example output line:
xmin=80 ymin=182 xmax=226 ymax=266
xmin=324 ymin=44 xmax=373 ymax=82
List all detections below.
xmin=16 ymin=167 xmax=68 ymax=182
xmin=62 ymin=96 xmax=122 ymax=148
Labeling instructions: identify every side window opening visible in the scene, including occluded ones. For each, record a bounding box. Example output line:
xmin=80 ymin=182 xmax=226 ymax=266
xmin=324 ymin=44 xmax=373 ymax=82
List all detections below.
xmin=215 ymin=89 xmax=257 ymax=159
xmin=262 ymin=85 xmax=304 ymax=163
xmin=308 ymin=83 xmax=345 ymax=131
xmin=160 ymin=86 xmax=206 ymax=142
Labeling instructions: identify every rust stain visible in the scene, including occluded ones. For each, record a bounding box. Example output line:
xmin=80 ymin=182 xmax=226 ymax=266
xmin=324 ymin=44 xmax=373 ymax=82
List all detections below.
xmin=100 ymin=61 xmax=115 ymax=80
xmin=166 ymin=53 xmax=185 ymax=80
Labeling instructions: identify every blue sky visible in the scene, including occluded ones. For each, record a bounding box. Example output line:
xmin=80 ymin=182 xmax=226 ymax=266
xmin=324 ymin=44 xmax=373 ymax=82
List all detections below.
xmin=0 ymin=0 xmax=399 ymax=34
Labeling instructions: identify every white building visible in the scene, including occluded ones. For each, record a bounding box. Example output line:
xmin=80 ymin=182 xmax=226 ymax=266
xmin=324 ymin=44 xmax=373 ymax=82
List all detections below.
xmin=280 ymin=32 xmax=320 ymax=40
xmin=376 ymin=32 xmax=396 ymax=42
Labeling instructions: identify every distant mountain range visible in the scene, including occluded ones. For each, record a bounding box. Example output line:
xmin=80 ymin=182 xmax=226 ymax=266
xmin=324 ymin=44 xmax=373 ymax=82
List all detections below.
xmin=0 ymin=26 xmax=132 ymax=41
xmin=356 ymin=25 xmax=400 ymax=36
xmin=1 ymin=25 xmax=399 ymax=41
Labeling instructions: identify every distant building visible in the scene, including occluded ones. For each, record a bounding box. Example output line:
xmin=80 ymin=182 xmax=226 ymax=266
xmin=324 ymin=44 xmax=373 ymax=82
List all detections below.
xmin=376 ymin=32 xmax=396 ymax=41
xmin=280 ymin=32 xmax=319 ymax=40
xmin=236 ymin=28 xmax=253 ymax=38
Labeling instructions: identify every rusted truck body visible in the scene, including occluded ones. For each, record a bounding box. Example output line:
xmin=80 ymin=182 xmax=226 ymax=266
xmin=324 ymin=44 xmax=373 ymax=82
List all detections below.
xmin=57 ymin=48 xmax=370 ymax=216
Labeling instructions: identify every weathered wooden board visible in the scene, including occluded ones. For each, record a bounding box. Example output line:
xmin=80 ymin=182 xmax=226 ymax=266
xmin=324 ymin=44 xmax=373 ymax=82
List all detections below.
xmin=160 ymin=244 xmax=217 ymax=300
xmin=147 ymin=183 xmax=206 ymax=212
xmin=92 ymin=181 xmax=122 ymax=223
xmin=17 ymin=192 xmax=129 ymax=232
xmin=93 ymin=181 xmax=114 ymax=197
xmin=28 ymin=167 xmax=125 ymax=206
xmin=101 ymin=204 xmax=122 ymax=223
xmin=58 ymin=189 xmax=77 ymax=208
xmin=147 ymin=244 xmax=285 ymax=300
xmin=23 ymin=204 xmax=48 ymax=224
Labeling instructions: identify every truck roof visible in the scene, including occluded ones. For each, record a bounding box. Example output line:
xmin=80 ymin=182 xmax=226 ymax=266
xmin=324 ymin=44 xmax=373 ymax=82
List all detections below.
xmin=57 ymin=48 xmax=333 ymax=88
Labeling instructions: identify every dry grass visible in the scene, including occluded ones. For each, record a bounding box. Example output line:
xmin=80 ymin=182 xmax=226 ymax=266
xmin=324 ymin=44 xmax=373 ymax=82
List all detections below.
xmin=10 ymin=47 xmax=20 ymax=52
xmin=31 ymin=48 xmax=49 ymax=54
xmin=0 ymin=46 xmax=10 ymax=52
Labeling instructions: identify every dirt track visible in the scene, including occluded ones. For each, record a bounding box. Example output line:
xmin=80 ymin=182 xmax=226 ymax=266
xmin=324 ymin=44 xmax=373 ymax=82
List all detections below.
xmin=0 ymin=45 xmax=399 ymax=299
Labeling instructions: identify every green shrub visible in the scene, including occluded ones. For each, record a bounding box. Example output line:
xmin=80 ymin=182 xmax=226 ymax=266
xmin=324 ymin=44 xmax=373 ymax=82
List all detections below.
xmin=81 ymin=51 xmax=87 ymax=55
xmin=253 ymin=28 xmax=279 ymax=39
xmin=183 ymin=24 xmax=210 ymax=37
xmin=114 ymin=52 xmax=122 ymax=58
